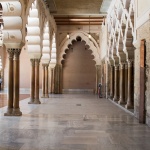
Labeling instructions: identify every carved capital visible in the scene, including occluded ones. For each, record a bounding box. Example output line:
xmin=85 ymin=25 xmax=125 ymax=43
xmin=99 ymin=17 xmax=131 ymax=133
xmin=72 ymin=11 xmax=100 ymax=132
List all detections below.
xmin=35 ymin=59 xmax=40 ymax=66
xmin=128 ymin=59 xmax=134 ymax=67
xmin=114 ymin=65 xmax=119 ymax=70
xmin=30 ymin=59 xmax=35 ymax=66
xmin=14 ymin=49 xmax=21 ymax=60
xmin=119 ymin=63 xmax=124 ymax=70
xmin=7 ymin=48 xmax=14 ymax=59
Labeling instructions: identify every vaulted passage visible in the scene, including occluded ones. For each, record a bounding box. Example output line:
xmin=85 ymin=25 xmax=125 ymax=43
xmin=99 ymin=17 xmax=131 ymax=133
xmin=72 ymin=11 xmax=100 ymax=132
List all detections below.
xmin=62 ymin=40 xmax=96 ymax=92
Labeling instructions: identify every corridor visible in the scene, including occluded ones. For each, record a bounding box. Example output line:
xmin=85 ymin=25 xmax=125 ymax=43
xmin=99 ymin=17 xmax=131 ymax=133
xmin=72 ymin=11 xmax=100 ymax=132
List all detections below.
xmin=0 ymin=93 xmax=149 ymax=150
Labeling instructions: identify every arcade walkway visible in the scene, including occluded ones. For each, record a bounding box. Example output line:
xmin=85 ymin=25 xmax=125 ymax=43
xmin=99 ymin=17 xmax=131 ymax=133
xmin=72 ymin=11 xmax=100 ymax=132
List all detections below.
xmin=0 ymin=93 xmax=150 ymax=150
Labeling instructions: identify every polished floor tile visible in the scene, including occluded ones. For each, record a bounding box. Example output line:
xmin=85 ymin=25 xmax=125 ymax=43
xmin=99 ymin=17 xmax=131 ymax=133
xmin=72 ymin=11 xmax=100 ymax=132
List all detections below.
xmin=0 ymin=93 xmax=149 ymax=149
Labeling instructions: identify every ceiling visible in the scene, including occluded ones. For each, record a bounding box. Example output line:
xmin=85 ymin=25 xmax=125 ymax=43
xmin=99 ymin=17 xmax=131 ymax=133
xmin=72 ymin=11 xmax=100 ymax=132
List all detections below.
xmin=45 ymin=0 xmax=105 ymax=26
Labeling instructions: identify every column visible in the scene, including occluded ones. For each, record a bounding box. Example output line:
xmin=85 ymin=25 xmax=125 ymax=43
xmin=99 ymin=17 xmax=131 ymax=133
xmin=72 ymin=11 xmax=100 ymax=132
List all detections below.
xmin=125 ymin=60 xmax=134 ymax=109
xmin=124 ymin=63 xmax=128 ymax=102
xmin=110 ymin=65 xmax=114 ymax=99
xmin=95 ymin=65 xmax=101 ymax=94
xmin=54 ymin=64 xmax=62 ymax=94
xmin=41 ymin=64 xmax=45 ymax=98
xmin=113 ymin=65 xmax=119 ymax=101
xmin=28 ymin=59 xmax=35 ymax=104
xmin=13 ymin=49 xmax=22 ymax=116
xmin=45 ymin=64 xmax=49 ymax=98
xmin=118 ymin=63 xmax=126 ymax=104
xmin=50 ymin=68 xmax=54 ymax=93
xmin=4 ymin=49 xmax=14 ymax=116
xmin=34 ymin=59 xmax=41 ymax=104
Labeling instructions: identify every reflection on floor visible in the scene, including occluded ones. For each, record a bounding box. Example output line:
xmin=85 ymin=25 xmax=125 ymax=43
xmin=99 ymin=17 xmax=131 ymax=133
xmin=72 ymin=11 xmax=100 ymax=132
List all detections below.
xmin=0 ymin=93 xmax=30 ymax=108
xmin=0 ymin=93 xmax=149 ymax=150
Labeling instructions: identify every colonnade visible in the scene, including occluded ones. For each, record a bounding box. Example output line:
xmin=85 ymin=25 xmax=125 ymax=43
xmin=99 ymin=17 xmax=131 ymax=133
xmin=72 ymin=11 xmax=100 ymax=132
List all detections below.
xmin=109 ymin=60 xmax=134 ymax=109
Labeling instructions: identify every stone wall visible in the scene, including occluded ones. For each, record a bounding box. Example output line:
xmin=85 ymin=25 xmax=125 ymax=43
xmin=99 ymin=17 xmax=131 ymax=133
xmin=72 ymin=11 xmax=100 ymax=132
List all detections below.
xmin=134 ymin=19 xmax=150 ymax=126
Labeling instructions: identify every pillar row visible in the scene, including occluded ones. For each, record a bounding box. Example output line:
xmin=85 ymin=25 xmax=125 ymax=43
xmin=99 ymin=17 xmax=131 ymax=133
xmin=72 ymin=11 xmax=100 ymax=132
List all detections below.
xmin=4 ymin=48 xmax=22 ymax=116
xmin=50 ymin=68 xmax=54 ymax=94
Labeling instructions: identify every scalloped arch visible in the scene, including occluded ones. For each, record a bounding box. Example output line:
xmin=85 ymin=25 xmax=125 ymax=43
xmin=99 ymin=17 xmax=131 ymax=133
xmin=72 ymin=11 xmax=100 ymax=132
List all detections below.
xmin=58 ymin=31 xmax=100 ymax=65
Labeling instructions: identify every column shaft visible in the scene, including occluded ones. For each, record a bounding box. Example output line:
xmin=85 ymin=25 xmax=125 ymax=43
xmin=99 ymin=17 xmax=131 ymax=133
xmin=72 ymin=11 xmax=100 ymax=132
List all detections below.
xmin=51 ymin=68 xmax=54 ymax=93
xmin=29 ymin=59 xmax=35 ymax=104
xmin=110 ymin=65 xmax=114 ymax=99
xmin=45 ymin=65 xmax=49 ymax=98
xmin=41 ymin=64 xmax=45 ymax=98
xmin=4 ymin=49 xmax=14 ymax=116
xmin=34 ymin=59 xmax=41 ymax=104
xmin=118 ymin=64 xmax=126 ymax=104
xmin=113 ymin=65 xmax=119 ymax=101
xmin=125 ymin=64 xmax=128 ymax=102
xmin=125 ymin=61 xmax=134 ymax=109
xmin=13 ymin=49 xmax=22 ymax=116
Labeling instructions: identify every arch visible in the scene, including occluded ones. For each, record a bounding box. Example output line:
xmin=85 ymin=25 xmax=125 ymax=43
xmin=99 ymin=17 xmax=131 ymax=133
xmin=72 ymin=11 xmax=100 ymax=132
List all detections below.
xmin=41 ymin=21 xmax=50 ymax=63
xmin=0 ymin=1 xmax=23 ymax=48
xmin=58 ymin=31 xmax=100 ymax=65
xmin=50 ymin=33 xmax=56 ymax=65
xmin=26 ymin=0 xmax=41 ymax=58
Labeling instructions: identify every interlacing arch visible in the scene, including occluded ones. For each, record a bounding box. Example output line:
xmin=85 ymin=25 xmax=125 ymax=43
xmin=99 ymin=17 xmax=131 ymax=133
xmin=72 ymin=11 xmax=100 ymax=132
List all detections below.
xmin=107 ymin=0 xmax=135 ymax=63
xmin=26 ymin=0 xmax=41 ymax=58
xmin=58 ymin=31 xmax=100 ymax=65
xmin=41 ymin=21 xmax=50 ymax=63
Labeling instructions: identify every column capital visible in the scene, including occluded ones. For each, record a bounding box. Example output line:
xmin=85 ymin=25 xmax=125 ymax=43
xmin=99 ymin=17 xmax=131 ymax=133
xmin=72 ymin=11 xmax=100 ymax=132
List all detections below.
xmin=13 ymin=48 xmax=21 ymax=59
xmin=128 ymin=59 xmax=134 ymax=67
xmin=114 ymin=65 xmax=119 ymax=70
xmin=35 ymin=59 xmax=40 ymax=66
xmin=30 ymin=59 xmax=35 ymax=66
xmin=7 ymin=48 xmax=14 ymax=59
xmin=119 ymin=63 xmax=124 ymax=70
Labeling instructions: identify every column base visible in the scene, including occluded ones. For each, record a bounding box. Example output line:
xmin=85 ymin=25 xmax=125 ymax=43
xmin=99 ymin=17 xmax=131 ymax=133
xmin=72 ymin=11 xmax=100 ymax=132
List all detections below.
xmin=12 ymin=108 xmax=22 ymax=116
xmin=41 ymin=95 xmax=45 ymax=98
xmin=34 ymin=99 xmax=41 ymax=104
xmin=4 ymin=108 xmax=13 ymax=116
xmin=28 ymin=99 xmax=35 ymax=104
xmin=125 ymin=104 xmax=134 ymax=109
xmin=118 ymin=99 xmax=126 ymax=105
xmin=44 ymin=94 xmax=49 ymax=98
xmin=113 ymin=97 xmax=118 ymax=102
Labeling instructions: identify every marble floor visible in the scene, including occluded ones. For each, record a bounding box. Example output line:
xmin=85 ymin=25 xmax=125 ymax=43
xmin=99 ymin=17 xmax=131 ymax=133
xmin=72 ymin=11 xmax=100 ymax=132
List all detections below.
xmin=0 ymin=93 xmax=150 ymax=150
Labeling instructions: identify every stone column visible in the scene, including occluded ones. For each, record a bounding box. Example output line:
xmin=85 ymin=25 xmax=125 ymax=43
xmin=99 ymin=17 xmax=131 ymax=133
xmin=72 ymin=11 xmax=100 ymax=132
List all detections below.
xmin=41 ymin=64 xmax=45 ymax=98
xmin=118 ymin=63 xmax=126 ymax=104
xmin=28 ymin=59 xmax=35 ymax=104
xmin=110 ymin=65 xmax=114 ymax=99
xmin=95 ymin=65 xmax=101 ymax=94
xmin=45 ymin=64 xmax=49 ymax=98
xmin=4 ymin=49 xmax=14 ymax=116
xmin=13 ymin=49 xmax=22 ymax=116
xmin=54 ymin=64 xmax=62 ymax=94
xmin=34 ymin=59 xmax=41 ymax=104
xmin=50 ymin=68 xmax=54 ymax=93
xmin=125 ymin=60 xmax=134 ymax=109
xmin=125 ymin=63 xmax=128 ymax=102
xmin=113 ymin=65 xmax=119 ymax=101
